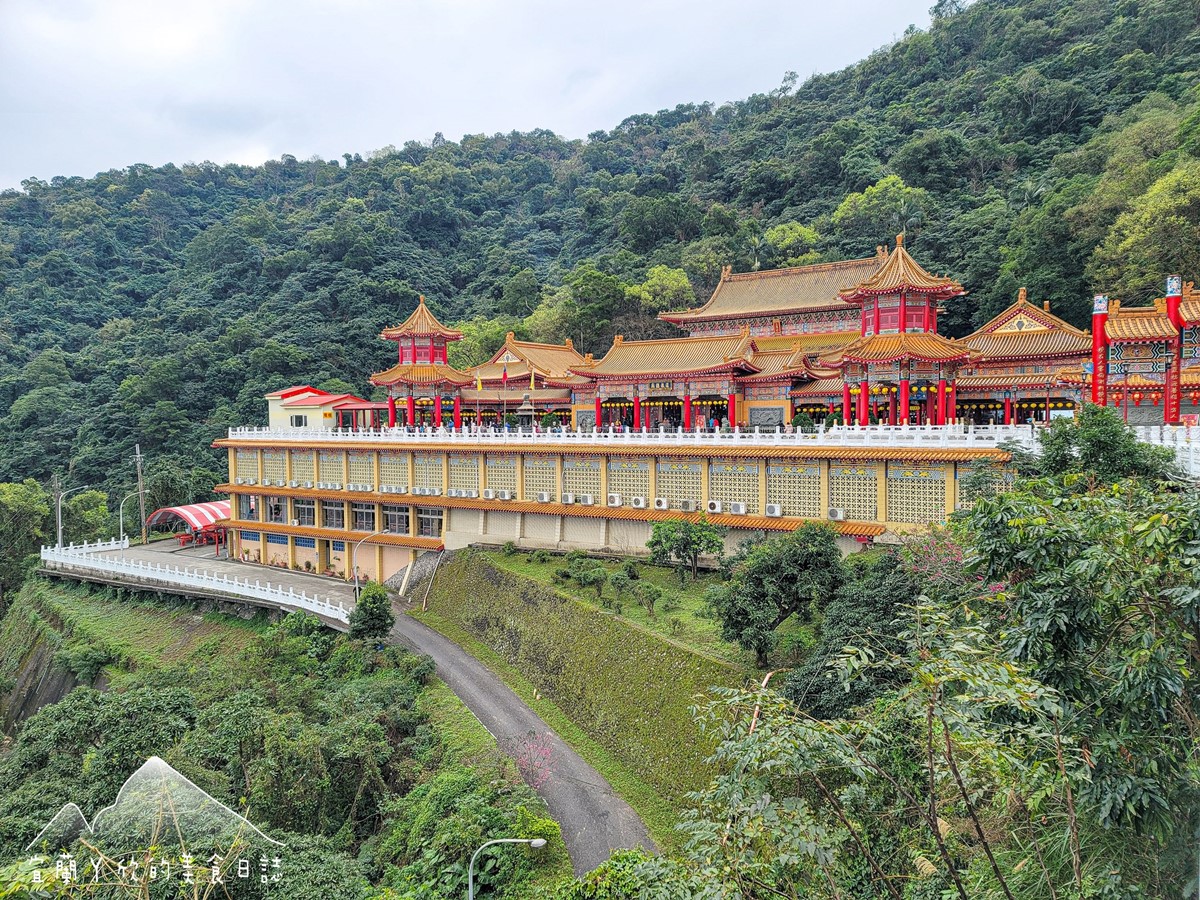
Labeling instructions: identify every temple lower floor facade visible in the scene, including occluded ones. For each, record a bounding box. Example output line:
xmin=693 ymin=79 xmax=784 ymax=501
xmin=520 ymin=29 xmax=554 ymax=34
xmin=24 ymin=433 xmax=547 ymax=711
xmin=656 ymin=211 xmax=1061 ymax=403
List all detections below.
xmin=218 ymin=435 xmax=1011 ymax=584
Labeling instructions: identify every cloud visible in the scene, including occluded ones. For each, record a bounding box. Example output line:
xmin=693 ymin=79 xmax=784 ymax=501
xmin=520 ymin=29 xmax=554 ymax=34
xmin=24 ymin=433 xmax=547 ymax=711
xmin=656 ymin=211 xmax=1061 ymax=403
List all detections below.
xmin=0 ymin=0 xmax=930 ymax=188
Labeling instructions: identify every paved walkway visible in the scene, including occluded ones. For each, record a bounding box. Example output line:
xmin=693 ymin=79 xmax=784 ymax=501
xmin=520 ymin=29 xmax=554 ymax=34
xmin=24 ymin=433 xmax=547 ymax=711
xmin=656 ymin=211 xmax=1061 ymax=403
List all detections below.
xmin=390 ymin=612 xmax=654 ymax=874
xmin=54 ymin=541 xmax=654 ymax=873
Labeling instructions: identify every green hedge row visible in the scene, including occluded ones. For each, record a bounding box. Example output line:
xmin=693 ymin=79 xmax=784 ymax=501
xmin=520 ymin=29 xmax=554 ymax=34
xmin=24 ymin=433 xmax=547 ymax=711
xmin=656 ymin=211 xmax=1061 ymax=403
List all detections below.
xmin=424 ymin=549 xmax=748 ymax=801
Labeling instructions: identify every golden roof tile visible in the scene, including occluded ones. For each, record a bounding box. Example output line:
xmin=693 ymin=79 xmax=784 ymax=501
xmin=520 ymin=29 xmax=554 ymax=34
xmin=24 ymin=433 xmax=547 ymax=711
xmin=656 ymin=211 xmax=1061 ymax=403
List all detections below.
xmin=1103 ymin=302 xmax=1176 ymax=342
xmin=821 ymin=332 xmax=976 ymax=367
xmin=481 ymin=333 xmax=587 ymax=377
xmin=573 ymin=331 xmax=761 ymax=378
xmin=380 ymin=296 xmax=464 ymax=340
xmin=458 ymin=388 xmax=572 ymax=403
xmin=789 ymin=377 xmax=845 ymax=397
xmin=659 ymin=255 xmax=885 ymax=324
xmin=369 ymin=362 xmax=474 ymax=387
xmin=962 ymin=288 xmax=1091 ymax=359
xmin=838 ymin=234 xmax=964 ymax=301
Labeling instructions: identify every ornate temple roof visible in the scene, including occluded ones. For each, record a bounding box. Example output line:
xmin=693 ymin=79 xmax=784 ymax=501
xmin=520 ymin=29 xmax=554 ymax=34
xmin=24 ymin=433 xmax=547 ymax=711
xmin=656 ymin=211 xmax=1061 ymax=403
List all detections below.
xmin=962 ymin=289 xmax=1091 ymax=360
xmin=1104 ymin=299 xmax=1176 ymax=342
xmin=790 ymin=377 xmax=845 ymax=397
xmin=486 ymin=334 xmax=586 ymax=376
xmin=955 ymin=369 xmax=1085 ymax=392
xmin=837 ymin=234 xmax=964 ymax=302
xmin=380 ymin=296 xmax=464 ymax=340
xmin=459 ymin=388 xmax=572 ymax=403
xmin=369 ymin=362 xmax=474 ymax=388
xmin=821 ymin=332 xmax=976 ymax=367
xmin=658 ymin=253 xmax=886 ymax=325
xmin=573 ymin=331 xmax=761 ymax=379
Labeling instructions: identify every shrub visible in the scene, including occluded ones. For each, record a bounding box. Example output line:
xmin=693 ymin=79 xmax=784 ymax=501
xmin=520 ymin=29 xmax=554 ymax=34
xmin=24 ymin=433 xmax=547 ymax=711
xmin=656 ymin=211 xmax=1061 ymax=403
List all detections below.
xmin=791 ymin=411 xmax=816 ymax=433
xmin=633 ymin=583 xmax=664 ymax=619
xmin=608 ymin=571 xmax=632 ymax=601
xmin=531 ymin=549 xmax=551 ymax=564
xmin=502 ymin=540 xmax=518 ymax=556
xmin=621 ymin=560 xmax=640 ymax=580
xmin=661 ymin=593 xmax=681 ymax=613
xmin=349 ymin=581 xmax=395 ymax=640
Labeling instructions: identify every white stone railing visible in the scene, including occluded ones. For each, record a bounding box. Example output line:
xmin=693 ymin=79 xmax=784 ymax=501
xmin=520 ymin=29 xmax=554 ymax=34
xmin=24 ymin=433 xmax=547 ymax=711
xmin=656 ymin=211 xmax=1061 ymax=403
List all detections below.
xmin=1133 ymin=425 xmax=1200 ymax=476
xmin=227 ymin=423 xmax=1037 ymax=451
xmin=40 ymin=544 xmax=351 ymax=624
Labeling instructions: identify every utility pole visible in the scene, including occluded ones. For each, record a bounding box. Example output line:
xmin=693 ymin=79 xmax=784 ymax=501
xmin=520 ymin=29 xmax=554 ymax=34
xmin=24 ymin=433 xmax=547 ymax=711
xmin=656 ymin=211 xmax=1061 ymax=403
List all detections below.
xmin=52 ymin=473 xmax=61 ymax=549
xmin=134 ymin=444 xmax=147 ymax=546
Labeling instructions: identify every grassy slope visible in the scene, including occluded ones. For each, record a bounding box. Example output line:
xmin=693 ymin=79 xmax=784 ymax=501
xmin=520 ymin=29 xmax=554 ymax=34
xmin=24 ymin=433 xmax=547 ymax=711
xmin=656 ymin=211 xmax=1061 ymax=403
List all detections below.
xmin=413 ymin=550 xmax=761 ymax=854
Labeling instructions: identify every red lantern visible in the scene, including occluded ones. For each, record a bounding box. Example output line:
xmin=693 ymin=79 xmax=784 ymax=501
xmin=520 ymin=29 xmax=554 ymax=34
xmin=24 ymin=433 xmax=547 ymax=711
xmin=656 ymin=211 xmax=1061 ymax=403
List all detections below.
xmin=1133 ymin=392 xmax=1143 ymax=407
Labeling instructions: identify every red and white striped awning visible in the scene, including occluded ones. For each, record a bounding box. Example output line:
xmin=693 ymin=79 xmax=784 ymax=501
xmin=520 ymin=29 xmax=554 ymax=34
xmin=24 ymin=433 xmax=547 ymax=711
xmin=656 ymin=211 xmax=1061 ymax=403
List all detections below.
xmin=146 ymin=501 xmax=231 ymax=532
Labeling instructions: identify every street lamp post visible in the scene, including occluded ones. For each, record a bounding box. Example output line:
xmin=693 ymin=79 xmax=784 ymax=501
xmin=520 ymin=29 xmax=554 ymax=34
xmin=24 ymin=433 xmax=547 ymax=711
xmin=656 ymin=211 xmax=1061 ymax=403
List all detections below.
xmin=352 ymin=528 xmax=390 ymax=601
xmin=119 ymin=490 xmax=145 ymax=543
xmin=468 ymin=838 xmax=546 ymax=900
xmin=55 ymin=484 xmax=92 ymax=549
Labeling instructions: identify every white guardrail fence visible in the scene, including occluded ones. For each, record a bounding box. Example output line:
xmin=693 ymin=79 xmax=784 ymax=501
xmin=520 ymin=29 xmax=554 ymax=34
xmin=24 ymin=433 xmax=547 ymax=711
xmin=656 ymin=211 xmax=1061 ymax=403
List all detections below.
xmin=1134 ymin=425 xmax=1200 ymax=477
xmin=40 ymin=540 xmax=351 ymax=624
xmin=228 ymin=423 xmax=1040 ymax=450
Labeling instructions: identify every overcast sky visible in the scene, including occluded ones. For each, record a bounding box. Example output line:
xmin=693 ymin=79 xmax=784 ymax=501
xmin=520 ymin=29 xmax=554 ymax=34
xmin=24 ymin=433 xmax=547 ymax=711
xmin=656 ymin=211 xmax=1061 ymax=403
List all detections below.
xmin=1 ymin=0 xmax=931 ymax=190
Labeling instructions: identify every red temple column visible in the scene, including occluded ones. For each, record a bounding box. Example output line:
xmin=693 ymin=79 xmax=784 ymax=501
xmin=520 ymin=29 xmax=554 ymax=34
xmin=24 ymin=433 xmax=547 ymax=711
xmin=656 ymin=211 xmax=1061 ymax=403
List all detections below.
xmin=1166 ymin=276 xmax=1184 ymax=424
xmin=453 ymin=394 xmax=462 ymax=430
xmin=948 ymin=381 xmax=957 ymax=424
xmin=433 ymin=395 xmax=443 ymax=428
xmin=842 ymin=382 xmax=852 ymax=422
xmin=1091 ymin=295 xmax=1110 ymax=407
xmin=387 ymin=395 xmax=397 ymax=428
xmin=684 ymin=394 xmax=692 ymax=430
xmin=727 ymin=392 xmax=737 ymax=427
xmin=936 ymin=378 xmax=947 ymax=425
xmin=899 ymin=379 xmax=910 ymax=423
xmin=857 ymin=381 xmax=869 ymax=425
xmin=1004 ymin=397 xmax=1013 ymax=425
xmin=594 ymin=396 xmax=602 ymax=428
xmin=645 ymin=401 xmax=653 ymax=430
xmin=406 ymin=395 xmax=415 ymax=426
xmin=633 ymin=395 xmax=641 ymax=430
xmin=888 ymin=391 xmax=897 ymax=425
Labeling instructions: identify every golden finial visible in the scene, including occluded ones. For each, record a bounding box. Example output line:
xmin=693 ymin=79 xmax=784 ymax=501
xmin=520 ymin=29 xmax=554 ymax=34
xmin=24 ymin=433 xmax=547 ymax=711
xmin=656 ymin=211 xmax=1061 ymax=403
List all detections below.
xmin=506 ymin=331 xmax=515 ymax=343
xmin=1018 ymin=287 xmax=1027 ymax=304
xmin=565 ymin=337 xmax=574 ymax=349
xmin=895 ymin=233 xmax=905 ymax=248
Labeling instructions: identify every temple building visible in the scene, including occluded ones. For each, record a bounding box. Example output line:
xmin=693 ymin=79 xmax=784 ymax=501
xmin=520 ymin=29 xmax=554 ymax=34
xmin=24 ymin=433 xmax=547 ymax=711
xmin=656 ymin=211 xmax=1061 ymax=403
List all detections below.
xmin=217 ymin=238 xmax=1200 ymax=586
xmin=276 ymin=238 xmax=1200 ymax=436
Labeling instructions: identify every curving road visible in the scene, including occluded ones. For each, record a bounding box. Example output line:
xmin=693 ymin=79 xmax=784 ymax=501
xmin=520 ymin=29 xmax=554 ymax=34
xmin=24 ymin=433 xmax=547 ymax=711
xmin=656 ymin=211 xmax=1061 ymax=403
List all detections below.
xmin=389 ymin=612 xmax=655 ymax=875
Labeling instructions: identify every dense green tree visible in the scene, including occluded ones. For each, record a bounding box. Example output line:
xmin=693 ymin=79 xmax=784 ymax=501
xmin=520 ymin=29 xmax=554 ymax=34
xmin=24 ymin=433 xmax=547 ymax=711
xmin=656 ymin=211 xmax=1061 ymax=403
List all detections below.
xmin=707 ymin=523 xmax=843 ymax=666
xmin=349 ymin=581 xmax=395 ymax=640
xmin=646 ymin=516 xmax=723 ymax=581
xmin=0 ymin=480 xmax=50 ymax=607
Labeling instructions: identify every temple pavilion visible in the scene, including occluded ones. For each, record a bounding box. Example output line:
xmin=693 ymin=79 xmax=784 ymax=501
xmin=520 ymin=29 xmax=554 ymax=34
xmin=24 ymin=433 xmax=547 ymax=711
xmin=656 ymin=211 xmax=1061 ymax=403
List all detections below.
xmin=354 ymin=240 xmax=1200 ymax=429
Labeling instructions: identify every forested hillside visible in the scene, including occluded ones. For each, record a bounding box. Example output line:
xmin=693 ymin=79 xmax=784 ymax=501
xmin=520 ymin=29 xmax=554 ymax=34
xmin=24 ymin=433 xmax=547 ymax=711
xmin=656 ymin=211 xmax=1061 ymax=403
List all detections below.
xmin=1 ymin=0 xmax=1198 ymax=501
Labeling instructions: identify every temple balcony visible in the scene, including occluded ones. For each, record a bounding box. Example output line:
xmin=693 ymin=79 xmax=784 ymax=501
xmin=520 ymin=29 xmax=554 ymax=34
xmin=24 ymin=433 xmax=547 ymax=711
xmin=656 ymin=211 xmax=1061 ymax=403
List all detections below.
xmin=225 ymin=422 xmax=1039 ymax=451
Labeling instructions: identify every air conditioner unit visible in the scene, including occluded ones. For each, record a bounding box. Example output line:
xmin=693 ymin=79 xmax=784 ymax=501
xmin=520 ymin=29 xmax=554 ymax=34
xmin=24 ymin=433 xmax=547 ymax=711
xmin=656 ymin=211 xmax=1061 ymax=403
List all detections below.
xmin=234 ymin=478 xmax=245 ymax=485
xmin=579 ymin=494 xmax=595 ymax=506
xmin=243 ymin=478 xmax=256 ymax=485
xmin=679 ymin=499 xmax=698 ymax=512
xmin=498 ymin=490 xmax=513 ymax=501
xmin=630 ymin=496 xmax=647 ymax=509
xmin=561 ymin=493 xmax=576 ymax=505
xmin=483 ymin=489 xmax=497 ymax=500
xmin=447 ymin=488 xmax=460 ymax=498
xmin=291 ymin=519 xmax=299 ymax=527
xmin=361 ymin=484 xmax=374 ymax=492
xmin=302 ymin=481 xmax=314 ymax=489
xmin=275 ymin=479 xmax=287 ymax=487
xmin=410 ymin=486 xmax=423 ymax=496
xmin=314 ymin=481 xmax=325 ymax=489
xmin=606 ymin=493 xmax=622 ymax=507
xmin=428 ymin=488 xmax=441 ymax=496
xmin=706 ymin=500 xmax=723 ymax=514
xmin=465 ymin=489 xmax=479 ymax=499
xmin=330 ymin=482 xmax=342 ymax=491
xmin=536 ymin=491 xmax=551 ymax=503
xmin=288 ymin=481 xmax=300 ymax=488
xmin=346 ymin=482 xmax=358 ymax=491
xmin=765 ymin=503 xmax=783 ymax=518
xmin=653 ymin=497 xmax=669 ymax=511
xmin=827 ymin=507 xmax=846 ymax=521
xmin=728 ymin=502 xmax=747 ymax=515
